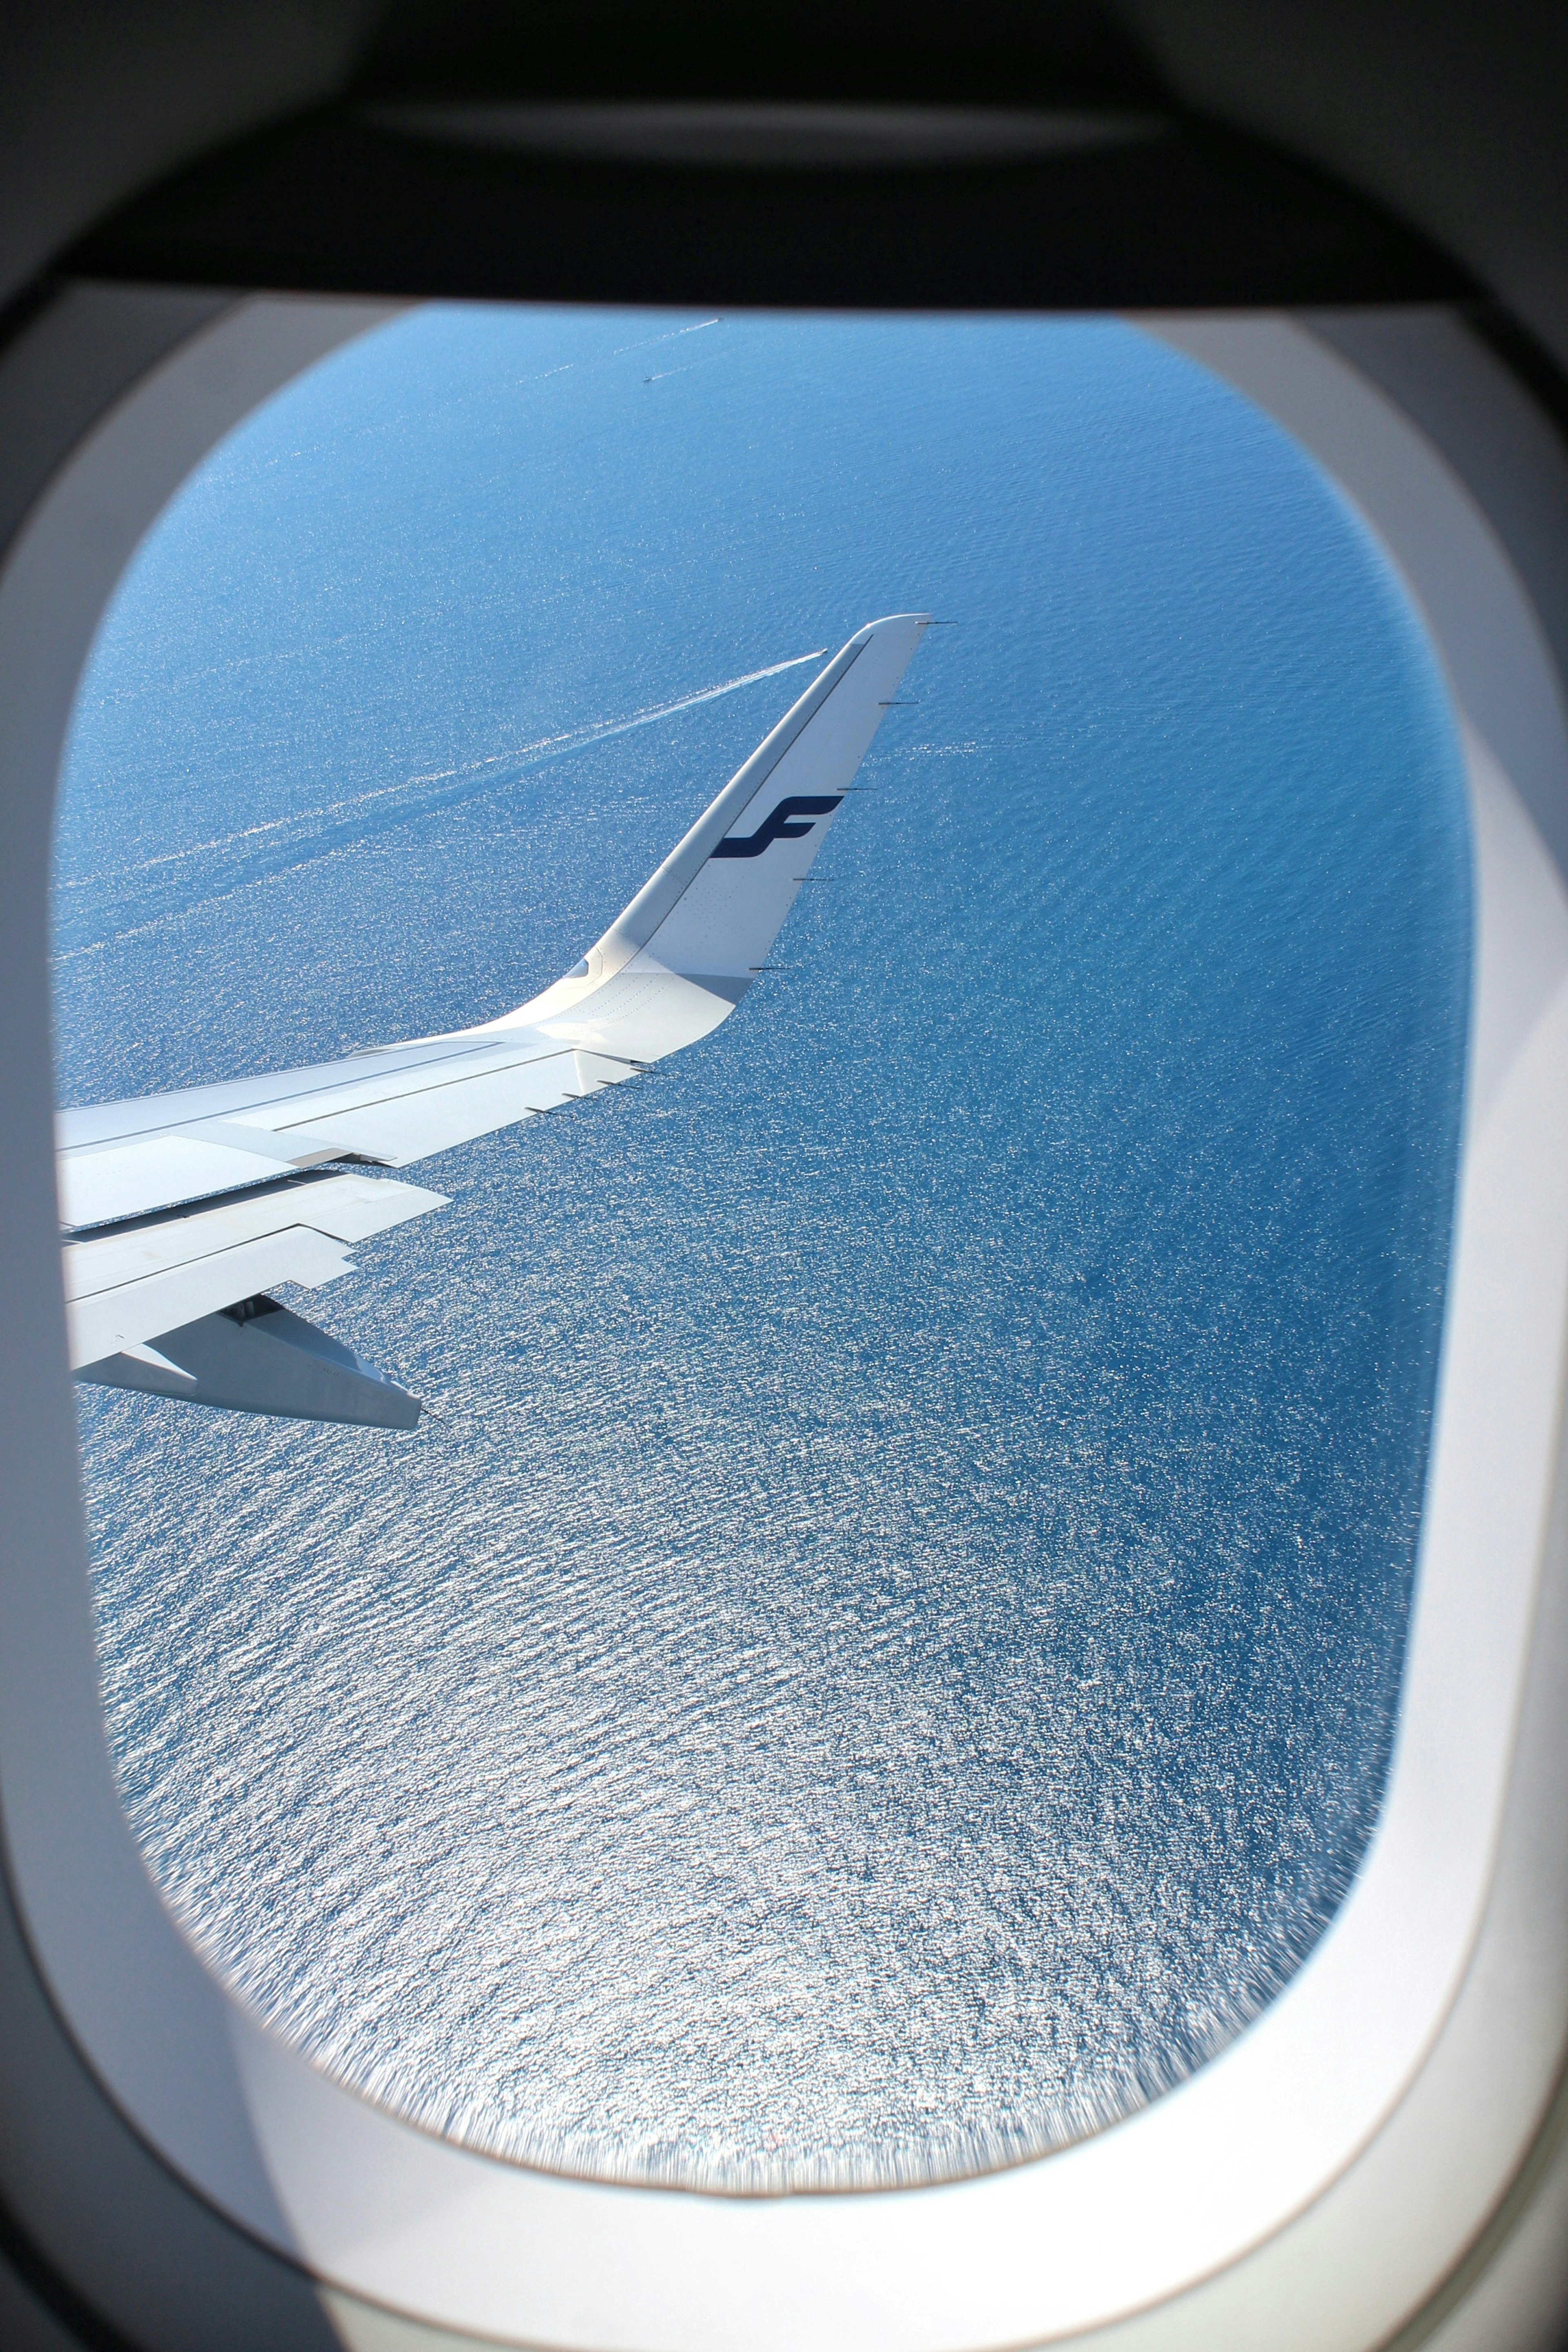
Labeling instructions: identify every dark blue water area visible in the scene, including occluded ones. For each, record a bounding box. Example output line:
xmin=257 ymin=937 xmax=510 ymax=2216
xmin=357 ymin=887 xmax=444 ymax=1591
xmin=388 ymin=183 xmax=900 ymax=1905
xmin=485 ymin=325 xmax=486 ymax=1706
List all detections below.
xmin=54 ymin=310 xmax=1472 ymax=2189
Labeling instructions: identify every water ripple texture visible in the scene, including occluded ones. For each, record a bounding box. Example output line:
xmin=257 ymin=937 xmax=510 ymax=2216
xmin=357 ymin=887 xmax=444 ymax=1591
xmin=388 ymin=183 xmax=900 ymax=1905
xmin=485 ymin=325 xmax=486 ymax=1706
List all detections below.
xmin=56 ymin=310 xmax=1471 ymax=2190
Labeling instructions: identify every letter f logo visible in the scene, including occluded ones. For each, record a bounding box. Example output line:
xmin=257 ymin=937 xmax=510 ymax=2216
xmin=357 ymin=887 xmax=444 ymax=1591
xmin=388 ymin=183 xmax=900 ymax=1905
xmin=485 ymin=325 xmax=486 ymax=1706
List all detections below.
xmin=710 ymin=795 xmax=844 ymax=860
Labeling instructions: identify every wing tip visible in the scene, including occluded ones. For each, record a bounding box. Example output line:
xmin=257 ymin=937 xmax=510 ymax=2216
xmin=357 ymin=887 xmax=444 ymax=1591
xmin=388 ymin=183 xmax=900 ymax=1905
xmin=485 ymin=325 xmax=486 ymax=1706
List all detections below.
xmin=854 ymin=611 xmax=935 ymax=639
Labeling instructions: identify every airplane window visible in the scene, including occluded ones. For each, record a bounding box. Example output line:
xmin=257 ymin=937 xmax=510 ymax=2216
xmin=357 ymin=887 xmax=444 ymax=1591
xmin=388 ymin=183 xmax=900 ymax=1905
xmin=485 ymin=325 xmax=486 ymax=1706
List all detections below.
xmin=52 ymin=307 xmax=1470 ymax=2196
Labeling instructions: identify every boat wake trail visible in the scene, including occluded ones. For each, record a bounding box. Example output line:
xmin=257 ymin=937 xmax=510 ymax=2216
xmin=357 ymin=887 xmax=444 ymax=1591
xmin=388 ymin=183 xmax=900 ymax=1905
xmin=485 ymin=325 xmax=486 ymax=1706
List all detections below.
xmin=54 ymin=648 xmax=827 ymax=963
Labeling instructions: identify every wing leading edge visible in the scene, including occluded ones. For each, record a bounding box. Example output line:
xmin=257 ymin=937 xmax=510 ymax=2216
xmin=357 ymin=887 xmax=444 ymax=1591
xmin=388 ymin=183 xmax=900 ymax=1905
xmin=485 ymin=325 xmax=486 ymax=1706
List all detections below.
xmin=60 ymin=615 xmax=930 ymax=1425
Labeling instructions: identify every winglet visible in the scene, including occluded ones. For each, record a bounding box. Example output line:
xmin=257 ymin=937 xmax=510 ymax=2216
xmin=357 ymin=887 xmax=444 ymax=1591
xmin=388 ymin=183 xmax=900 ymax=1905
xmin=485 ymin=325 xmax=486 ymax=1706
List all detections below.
xmin=497 ymin=614 xmax=929 ymax=1038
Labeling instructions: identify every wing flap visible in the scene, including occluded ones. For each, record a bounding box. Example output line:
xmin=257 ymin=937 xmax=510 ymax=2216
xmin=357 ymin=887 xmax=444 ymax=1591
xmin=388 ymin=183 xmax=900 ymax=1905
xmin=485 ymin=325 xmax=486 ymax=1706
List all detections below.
xmin=67 ymin=1227 xmax=354 ymax=1371
xmin=58 ymin=1134 xmax=301 ymax=1231
xmin=62 ymin=1173 xmax=446 ymax=1370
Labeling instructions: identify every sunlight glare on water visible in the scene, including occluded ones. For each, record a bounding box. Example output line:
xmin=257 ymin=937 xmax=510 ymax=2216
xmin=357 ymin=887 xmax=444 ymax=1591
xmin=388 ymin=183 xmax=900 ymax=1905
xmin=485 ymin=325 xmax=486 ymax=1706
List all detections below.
xmin=55 ymin=309 xmax=1471 ymax=2189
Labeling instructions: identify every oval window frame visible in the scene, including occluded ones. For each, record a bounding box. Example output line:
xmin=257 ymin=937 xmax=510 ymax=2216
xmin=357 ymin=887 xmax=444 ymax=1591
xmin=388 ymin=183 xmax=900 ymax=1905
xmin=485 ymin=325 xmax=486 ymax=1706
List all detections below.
xmin=0 ymin=295 xmax=1566 ymax=2351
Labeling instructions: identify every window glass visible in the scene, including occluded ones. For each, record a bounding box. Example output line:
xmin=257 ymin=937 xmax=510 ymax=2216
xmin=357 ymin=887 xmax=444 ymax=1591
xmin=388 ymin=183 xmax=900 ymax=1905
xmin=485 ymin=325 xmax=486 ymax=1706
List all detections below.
xmin=54 ymin=308 xmax=1470 ymax=2191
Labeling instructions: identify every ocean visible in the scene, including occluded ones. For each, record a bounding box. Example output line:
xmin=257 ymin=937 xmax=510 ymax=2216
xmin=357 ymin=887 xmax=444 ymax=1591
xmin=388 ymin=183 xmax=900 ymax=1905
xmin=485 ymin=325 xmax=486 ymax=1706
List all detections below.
xmin=53 ymin=307 xmax=1471 ymax=2190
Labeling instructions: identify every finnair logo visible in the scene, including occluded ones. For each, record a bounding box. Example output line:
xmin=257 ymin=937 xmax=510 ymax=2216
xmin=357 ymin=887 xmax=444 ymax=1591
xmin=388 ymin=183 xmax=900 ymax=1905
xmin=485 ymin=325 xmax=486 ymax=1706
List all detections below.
xmin=710 ymin=795 xmax=844 ymax=860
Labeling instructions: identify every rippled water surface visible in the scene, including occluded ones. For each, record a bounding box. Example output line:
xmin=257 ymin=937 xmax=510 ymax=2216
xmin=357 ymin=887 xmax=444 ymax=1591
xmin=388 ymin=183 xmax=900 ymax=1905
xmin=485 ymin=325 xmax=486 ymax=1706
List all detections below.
xmin=55 ymin=311 xmax=1471 ymax=2188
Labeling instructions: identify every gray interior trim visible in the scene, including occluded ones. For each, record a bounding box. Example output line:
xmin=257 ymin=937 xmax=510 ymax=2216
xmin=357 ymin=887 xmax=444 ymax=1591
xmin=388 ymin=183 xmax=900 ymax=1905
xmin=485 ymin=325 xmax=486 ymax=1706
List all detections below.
xmin=1307 ymin=307 xmax=1568 ymax=877
xmin=0 ymin=285 xmax=432 ymax=2351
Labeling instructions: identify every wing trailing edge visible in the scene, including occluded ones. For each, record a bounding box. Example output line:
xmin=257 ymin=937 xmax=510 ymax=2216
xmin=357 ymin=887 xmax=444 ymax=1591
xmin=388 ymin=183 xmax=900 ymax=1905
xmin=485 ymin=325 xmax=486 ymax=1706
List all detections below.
xmin=62 ymin=1172 xmax=447 ymax=1371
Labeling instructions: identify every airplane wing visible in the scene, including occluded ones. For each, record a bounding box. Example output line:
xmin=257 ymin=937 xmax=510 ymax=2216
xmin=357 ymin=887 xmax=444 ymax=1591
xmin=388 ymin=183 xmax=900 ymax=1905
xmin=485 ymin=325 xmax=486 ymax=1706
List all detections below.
xmin=59 ymin=614 xmax=930 ymax=1428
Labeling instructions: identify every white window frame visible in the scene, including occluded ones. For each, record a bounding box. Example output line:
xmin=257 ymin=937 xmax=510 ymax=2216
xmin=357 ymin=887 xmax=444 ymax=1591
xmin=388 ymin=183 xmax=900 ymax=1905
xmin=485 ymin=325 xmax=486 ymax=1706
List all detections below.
xmin=1 ymin=293 xmax=1566 ymax=2351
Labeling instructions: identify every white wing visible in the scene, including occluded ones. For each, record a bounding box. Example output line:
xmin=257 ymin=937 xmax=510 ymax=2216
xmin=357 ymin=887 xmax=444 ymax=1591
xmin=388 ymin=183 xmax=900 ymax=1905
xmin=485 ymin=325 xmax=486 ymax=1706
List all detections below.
xmin=59 ymin=614 xmax=929 ymax=1425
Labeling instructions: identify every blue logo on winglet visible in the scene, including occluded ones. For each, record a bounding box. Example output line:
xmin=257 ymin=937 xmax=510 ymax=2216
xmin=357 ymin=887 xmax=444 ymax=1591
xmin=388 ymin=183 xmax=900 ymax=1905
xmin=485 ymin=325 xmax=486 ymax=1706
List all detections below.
xmin=710 ymin=795 xmax=844 ymax=860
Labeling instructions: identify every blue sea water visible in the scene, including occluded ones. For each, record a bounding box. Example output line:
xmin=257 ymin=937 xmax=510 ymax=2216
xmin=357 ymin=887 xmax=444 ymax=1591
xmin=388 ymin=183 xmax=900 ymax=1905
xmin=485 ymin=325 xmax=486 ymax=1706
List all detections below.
xmin=53 ymin=309 xmax=1471 ymax=2191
